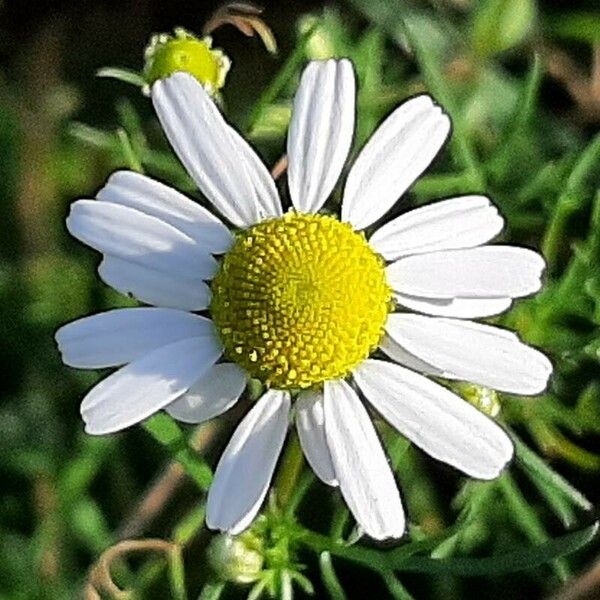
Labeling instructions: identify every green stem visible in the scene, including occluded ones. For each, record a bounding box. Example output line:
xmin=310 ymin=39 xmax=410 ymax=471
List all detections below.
xmin=143 ymin=414 xmax=213 ymax=492
xmin=319 ymin=552 xmax=348 ymax=600
xmin=513 ymin=433 xmax=592 ymax=511
xmin=382 ymin=572 xmax=416 ymax=600
xmin=498 ymin=474 xmax=570 ymax=581
xmin=541 ymin=191 xmax=580 ymax=269
xmin=116 ymin=127 xmax=143 ymax=173
xmin=348 ymin=0 xmax=485 ymax=188
xmin=490 ymin=54 xmax=543 ymax=183
xmin=246 ymin=22 xmax=318 ymax=131
xmin=274 ymin=431 xmax=306 ymax=514
xmin=167 ymin=545 xmax=188 ymax=600
xmin=542 ymin=133 xmax=600 ymax=269
xmin=197 ymin=580 xmax=226 ymax=600
xmin=298 ymin=522 xmax=598 ymax=576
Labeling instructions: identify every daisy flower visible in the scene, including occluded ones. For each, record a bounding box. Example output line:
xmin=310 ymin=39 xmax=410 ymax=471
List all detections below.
xmin=56 ymin=59 xmax=552 ymax=540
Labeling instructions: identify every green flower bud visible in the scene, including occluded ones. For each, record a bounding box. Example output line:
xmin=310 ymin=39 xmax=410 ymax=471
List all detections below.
xmin=208 ymin=532 xmax=264 ymax=584
xmin=143 ymin=28 xmax=230 ymax=94
xmin=456 ymin=382 xmax=501 ymax=417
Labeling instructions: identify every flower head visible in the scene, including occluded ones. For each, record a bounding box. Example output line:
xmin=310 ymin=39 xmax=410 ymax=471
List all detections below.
xmin=56 ymin=59 xmax=552 ymax=540
xmin=144 ymin=28 xmax=230 ymax=93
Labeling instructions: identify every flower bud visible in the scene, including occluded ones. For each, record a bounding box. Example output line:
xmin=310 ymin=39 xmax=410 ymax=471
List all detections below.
xmin=208 ymin=532 xmax=264 ymax=584
xmin=143 ymin=28 xmax=230 ymax=94
xmin=456 ymin=383 xmax=501 ymax=417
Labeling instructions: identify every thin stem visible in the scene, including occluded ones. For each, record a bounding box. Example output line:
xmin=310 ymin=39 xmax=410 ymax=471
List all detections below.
xmin=197 ymin=580 xmax=226 ymax=600
xmin=382 ymin=572 xmax=416 ymax=600
xmin=542 ymin=132 xmax=600 ymax=269
xmin=512 ymin=432 xmax=592 ymax=511
xmin=541 ymin=192 xmax=580 ymax=269
xmin=274 ymin=431 xmax=306 ymax=514
xmin=498 ymin=474 xmax=571 ymax=581
xmin=116 ymin=128 xmax=143 ymax=173
xmin=319 ymin=552 xmax=347 ymax=600
xmin=247 ymin=22 xmax=318 ymax=131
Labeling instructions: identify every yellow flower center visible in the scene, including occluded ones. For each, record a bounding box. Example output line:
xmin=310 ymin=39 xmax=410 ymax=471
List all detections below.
xmin=210 ymin=213 xmax=391 ymax=389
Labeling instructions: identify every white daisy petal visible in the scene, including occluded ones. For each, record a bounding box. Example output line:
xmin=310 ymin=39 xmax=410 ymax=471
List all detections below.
xmin=323 ymin=380 xmax=405 ymax=540
xmin=98 ymin=171 xmax=233 ymax=254
xmin=384 ymin=314 xmax=552 ymax=395
xmin=227 ymin=126 xmax=283 ymax=220
xmin=393 ymin=293 xmax=512 ymax=319
xmin=287 ymin=59 xmax=355 ymax=214
xmin=342 ymin=95 xmax=450 ymax=230
xmin=67 ymin=200 xmax=217 ymax=280
xmin=166 ymin=363 xmax=247 ymax=424
xmin=81 ymin=335 xmax=222 ymax=435
xmin=353 ymin=359 xmax=514 ymax=479
xmin=56 ymin=308 xmax=213 ymax=369
xmin=295 ymin=391 xmax=337 ymax=486
xmin=152 ymin=72 xmax=282 ymax=227
xmin=98 ymin=256 xmax=211 ymax=311
xmin=379 ymin=334 xmax=442 ymax=376
xmin=387 ymin=246 xmax=545 ymax=299
xmin=206 ymin=390 xmax=291 ymax=534
xmin=369 ymin=195 xmax=504 ymax=260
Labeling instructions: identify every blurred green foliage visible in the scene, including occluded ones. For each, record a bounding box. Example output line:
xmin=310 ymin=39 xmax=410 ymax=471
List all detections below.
xmin=1 ymin=0 xmax=600 ymax=598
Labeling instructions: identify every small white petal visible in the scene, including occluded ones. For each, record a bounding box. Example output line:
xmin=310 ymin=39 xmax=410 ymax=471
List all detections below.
xmin=370 ymin=196 xmax=504 ymax=260
xmin=387 ymin=246 xmax=545 ymax=299
xmin=342 ymin=95 xmax=450 ymax=230
xmin=166 ymin=363 xmax=247 ymax=424
xmin=81 ymin=335 xmax=222 ymax=435
xmin=393 ymin=293 xmax=512 ymax=319
xmin=56 ymin=308 xmax=213 ymax=369
xmin=295 ymin=391 xmax=337 ymax=486
xmin=67 ymin=200 xmax=217 ymax=280
xmin=287 ymin=59 xmax=355 ymax=214
xmin=152 ymin=72 xmax=282 ymax=227
xmin=206 ymin=390 xmax=291 ymax=534
xmin=384 ymin=314 xmax=552 ymax=395
xmin=353 ymin=359 xmax=514 ymax=479
xmin=98 ymin=171 xmax=232 ymax=253
xmin=98 ymin=256 xmax=211 ymax=311
xmin=324 ymin=380 xmax=405 ymax=540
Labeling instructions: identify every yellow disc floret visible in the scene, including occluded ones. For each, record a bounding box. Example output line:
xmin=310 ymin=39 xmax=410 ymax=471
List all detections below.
xmin=211 ymin=213 xmax=391 ymax=389
xmin=144 ymin=28 xmax=230 ymax=93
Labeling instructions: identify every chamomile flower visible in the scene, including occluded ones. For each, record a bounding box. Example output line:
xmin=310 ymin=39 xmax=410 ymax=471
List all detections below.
xmin=56 ymin=59 xmax=552 ymax=540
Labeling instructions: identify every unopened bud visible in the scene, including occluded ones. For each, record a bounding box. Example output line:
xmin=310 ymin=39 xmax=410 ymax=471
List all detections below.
xmin=144 ymin=28 xmax=230 ymax=94
xmin=456 ymin=383 xmax=501 ymax=417
xmin=208 ymin=532 xmax=264 ymax=584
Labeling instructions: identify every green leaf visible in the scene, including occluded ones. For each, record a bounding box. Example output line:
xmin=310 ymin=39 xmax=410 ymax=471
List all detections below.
xmin=472 ymin=0 xmax=537 ymax=57
xmin=347 ymin=0 xmax=485 ymax=189
xmin=167 ymin=545 xmax=188 ymax=600
xmin=399 ymin=523 xmax=597 ymax=576
xmin=247 ymin=20 xmax=319 ymax=131
xmin=300 ymin=522 xmax=598 ymax=576
xmin=143 ymin=414 xmax=213 ymax=491
xmin=116 ymin=127 xmax=143 ymax=172
xmin=497 ymin=473 xmax=570 ymax=580
xmin=542 ymin=132 xmax=600 ymax=268
xmin=382 ymin=572 xmax=416 ymax=600
xmin=319 ymin=552 xmax=347 ymax=600
xmin=96 ymin=66 xmax=147 ymax=88
xmin=546 ymin=12 xmax=600 ymax=44
xmin=174 ymin=506 xmax=206 ymax=545
xmin=514 ymin=434 xmax=592 ymax=512
xmin=198 ymin=580 xmax=226 ymax=600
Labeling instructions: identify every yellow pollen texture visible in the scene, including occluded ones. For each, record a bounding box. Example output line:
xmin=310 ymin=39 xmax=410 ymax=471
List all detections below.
xmin=210 ymin=213 xmax=391 ymax=389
